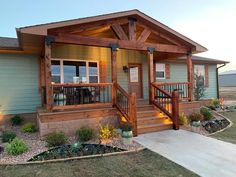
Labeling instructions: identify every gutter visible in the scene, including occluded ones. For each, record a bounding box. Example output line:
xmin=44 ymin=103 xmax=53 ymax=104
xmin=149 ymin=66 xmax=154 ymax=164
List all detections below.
xmin=216 ymin=63 xmax=226 ymax=99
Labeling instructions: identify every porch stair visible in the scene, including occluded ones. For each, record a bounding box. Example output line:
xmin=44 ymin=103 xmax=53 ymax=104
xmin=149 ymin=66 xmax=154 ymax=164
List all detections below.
xmin=136 ymin=100 xmax=173 ymax=134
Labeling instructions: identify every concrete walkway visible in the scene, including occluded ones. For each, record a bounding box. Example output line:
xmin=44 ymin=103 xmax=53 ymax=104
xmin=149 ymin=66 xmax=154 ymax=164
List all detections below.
xmin=134 ymin=130 xmax=236 ymax=177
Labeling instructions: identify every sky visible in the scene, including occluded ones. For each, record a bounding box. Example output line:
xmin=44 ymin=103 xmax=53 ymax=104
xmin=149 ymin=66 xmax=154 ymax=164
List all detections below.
xmin=0 ymin=0 xmax=235 ymax=72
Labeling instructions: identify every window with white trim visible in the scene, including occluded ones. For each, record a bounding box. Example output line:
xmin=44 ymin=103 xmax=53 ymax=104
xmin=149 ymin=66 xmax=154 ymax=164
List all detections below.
xmin=51 ymin=59 xmax=99 ymax=84
xmin=156 ymin=63 xmax=165 ymax=79
xmin=194 ymin=64 xmax=205 ymax=86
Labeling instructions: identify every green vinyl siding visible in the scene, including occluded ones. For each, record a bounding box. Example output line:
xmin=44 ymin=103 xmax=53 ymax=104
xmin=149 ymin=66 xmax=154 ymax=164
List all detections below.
xmin=156 ymin=62 xmax=217 ymax=99
xmin=0 ymin=54 xmax=41 ymax=115
xmin=205 ymin=65 xmax=217 ymax=99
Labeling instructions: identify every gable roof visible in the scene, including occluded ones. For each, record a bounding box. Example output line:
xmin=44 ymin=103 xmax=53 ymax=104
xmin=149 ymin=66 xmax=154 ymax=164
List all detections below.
xmin=18 ymin=9 xmax=207 ymax=53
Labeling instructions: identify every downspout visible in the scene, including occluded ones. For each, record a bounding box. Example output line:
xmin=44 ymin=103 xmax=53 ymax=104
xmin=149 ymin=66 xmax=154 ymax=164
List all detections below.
xmin=216 ymin=63 xmax=226 ymax=99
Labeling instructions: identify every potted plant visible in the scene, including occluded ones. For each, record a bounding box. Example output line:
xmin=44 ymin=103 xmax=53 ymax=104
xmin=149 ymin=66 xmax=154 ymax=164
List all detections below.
xmin=188 ymin=112 xmax=204 ymax=133
xmin=120 ymin=122 xmax=133 ymax=145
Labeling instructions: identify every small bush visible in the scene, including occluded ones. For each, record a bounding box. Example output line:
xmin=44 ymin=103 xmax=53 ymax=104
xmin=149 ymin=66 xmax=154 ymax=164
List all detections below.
xmin=200 ymin=107 xmax=213 ymax=121
xmin=10 ymin=115 xmax=23 ymax=126
xmin=75 ymin=127 xmax=94 ymax=142
xmin=45 ymin=132 xmax=67 ymax=147
xmin=21 ymin=123 xmax=37 ymax=133
xmin=211 ymin=99 xmax=220 ymax=107
xmin=6 ymin=138 xmax=28 ymax=156
xmin=1 ymin=131 xmax=16 ymax=143
xmin=120 ymin=122 xmax=132 ymax=132
xmin=99 ymin=124 xmax=115 ymax=140
xmin=179 ymin=113 xmax=189 ymax=126
xmin=188 ymin=112 xmax=204 ymax=122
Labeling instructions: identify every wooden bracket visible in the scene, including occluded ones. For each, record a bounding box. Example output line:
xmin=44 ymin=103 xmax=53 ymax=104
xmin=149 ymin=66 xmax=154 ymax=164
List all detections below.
xmin=45 ymin=36 xmax=55 ymax=46
xmin=187 ymin=50 xmax=192 ymax=56
xmin=147 ymin=47 xmax=155 ymax=54
xmin=128 ymin=17 xmax=137 ymax=23
xmin=109 ymin=43 xmax=119 ymax=51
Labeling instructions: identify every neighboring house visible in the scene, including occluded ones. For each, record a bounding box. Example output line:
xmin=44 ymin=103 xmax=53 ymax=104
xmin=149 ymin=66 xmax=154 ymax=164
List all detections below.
xmin=0 ymin=10 xmax=228 ymax=136
xmin=219 ymin=70 xmax=236 ymax=87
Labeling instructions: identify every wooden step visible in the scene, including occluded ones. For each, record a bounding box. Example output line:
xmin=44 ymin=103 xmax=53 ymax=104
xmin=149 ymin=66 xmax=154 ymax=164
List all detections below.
xmin=137 ymin=116 xmax=170 ymax=125
xmin=137 ymin=110 xmax=158 ymax=118
xmin=137 ymin=123 xmax=173 ymax=134
xmin=136 ymin=104 xmax=155 ymax=111
xmin=137 ymin=99 xmax=149 ymax=105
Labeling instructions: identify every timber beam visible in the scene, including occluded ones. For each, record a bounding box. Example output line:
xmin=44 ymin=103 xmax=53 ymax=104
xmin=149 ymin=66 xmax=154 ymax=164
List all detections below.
xmin=54 ymin=33 xmax=188 ymax=53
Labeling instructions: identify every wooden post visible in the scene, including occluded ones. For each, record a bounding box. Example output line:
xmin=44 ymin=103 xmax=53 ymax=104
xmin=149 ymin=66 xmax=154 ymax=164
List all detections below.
xmin=172 ymin=91 xmax=179 ymax=130
xmin=129 ymin=93 xmax=137 ymax=136
xmin=187 ymin=52 xmax=193 ymax=101
xmin=110 ymin=44 xmax=118 ymax=106
xmin=147 ymin=47 xmax=155 ymax=104
xmin=45 ymin=36 xmax=54 ymax=111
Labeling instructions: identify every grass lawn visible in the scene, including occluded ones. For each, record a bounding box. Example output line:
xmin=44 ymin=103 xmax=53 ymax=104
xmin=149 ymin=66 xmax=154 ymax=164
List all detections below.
xmin=211 ymin=112 xmax=236 ymax=144
xmin=0 ymin=149 xmax=198 ymax=177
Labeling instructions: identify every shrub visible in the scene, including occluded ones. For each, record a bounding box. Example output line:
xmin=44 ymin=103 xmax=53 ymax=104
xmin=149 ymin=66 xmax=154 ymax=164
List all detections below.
xmin=179 ymin=113 xmax=189 ymax=126
xmin=188 ymin=112 xmax=204 ymax=122
xmin=75 ymin=127 xmax=94 ymax=142
xmin=99 ymin=124 xmax=115 ymax=140
xmin=120 ymin=122 xmax=132 ymax=132
xmin=206 ymin=105 xmax=216 ymax=111
xmin=21 ymin=123 xmax=37 ymax=133
xmin=200 ymin=107 xmax=213 ymax=121
xmin=45 ymin=132 xmax=67 ymax=147
xmin=6 ymin=138 xmax=28 ymax=155
xmin=211 ymin=99 xmax=220 ymax=107
xmin=10 ymin=115 xmax=23 ymax=126
xmin=1 ymin=131 xmax=16 ymax=143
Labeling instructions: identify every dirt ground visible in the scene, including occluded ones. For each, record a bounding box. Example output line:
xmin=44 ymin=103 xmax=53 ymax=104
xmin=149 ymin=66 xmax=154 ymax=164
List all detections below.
xmin=220 ymin=87 xmax=236 ymax=104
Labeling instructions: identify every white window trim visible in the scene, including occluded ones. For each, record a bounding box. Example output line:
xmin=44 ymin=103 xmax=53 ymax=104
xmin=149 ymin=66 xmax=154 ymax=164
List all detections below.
xmin=51 ymin=58 xmax=100 ymax=84
xmin=156 ymin=63 xmax=166 ymax=80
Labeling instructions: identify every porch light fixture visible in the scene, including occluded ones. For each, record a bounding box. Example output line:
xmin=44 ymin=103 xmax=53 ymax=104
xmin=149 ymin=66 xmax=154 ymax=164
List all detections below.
xmin=123 ymin=66 xmax=128 ymax=73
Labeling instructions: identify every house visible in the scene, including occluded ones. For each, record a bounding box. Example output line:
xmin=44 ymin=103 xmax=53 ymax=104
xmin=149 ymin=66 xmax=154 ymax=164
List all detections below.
xmin=0 ymin=10 xmax=228 ymax=136
xmin=219 ymin=70 xmax=236 ymax=87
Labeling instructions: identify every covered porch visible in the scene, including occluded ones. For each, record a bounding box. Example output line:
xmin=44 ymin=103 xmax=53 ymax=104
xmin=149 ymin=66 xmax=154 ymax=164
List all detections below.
xmin=31 ymin=11 xmax=207 ymax=136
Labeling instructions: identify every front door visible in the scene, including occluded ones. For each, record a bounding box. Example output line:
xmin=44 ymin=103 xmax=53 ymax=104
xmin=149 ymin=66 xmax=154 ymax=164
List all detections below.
xmin=128 ymin=64 xmax=143 ymax=98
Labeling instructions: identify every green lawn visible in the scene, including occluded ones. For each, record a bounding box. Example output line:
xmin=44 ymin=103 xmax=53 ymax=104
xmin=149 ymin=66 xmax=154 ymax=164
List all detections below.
xmin=211 ymin=112 xmax=236 ymax=144
xmin=0 ymin=149 xmax=198 ymax=177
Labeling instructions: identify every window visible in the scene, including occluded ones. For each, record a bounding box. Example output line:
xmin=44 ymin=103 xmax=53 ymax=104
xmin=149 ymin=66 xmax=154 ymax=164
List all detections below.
xmin=63 ymin=61 xmax=87 ymax=83
xmin=194 ymin=65 xmax=205 ymax=86
xmin=51 ymin=59 xmax=99 ymax=84
xmin=51 ymin=60 xmax=61 ymax=83
xmin=129 ymin=66 xmax=139 ymax=82
xmin=156 ymin=63 xmax=165 ymax=79
xmin=89 ymin=62 xmax=98 ymax=83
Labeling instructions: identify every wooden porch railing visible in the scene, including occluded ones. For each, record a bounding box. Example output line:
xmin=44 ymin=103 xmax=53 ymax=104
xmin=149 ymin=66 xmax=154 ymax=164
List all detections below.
xmin=52 ymin=83 xmax=113 ymax=110
xmin=156 ymin=82 xmax=190 ymax=101
xmin=151 ymin=83 xmax=179 ymax=130
xmin=114 ymin=83 xmax=137 ymax=136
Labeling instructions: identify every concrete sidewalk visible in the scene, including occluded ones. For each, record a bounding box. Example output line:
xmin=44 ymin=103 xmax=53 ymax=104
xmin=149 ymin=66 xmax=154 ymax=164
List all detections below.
xmin=134 ymin=130 xmax=236 ymax=177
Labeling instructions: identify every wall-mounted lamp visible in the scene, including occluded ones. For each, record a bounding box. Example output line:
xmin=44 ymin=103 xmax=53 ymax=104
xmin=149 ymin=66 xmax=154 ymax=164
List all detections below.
xmin=123 ymin=66 xmax=128 ymax=73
